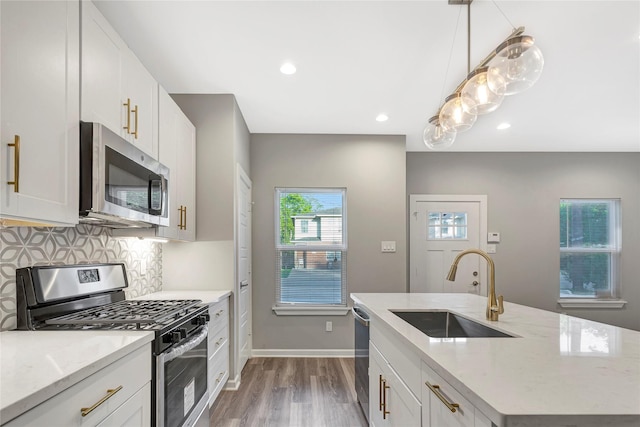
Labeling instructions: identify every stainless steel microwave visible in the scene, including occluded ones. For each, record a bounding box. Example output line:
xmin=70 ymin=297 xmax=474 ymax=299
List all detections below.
xmin=79 ymin=121 xmax=169 ymax=228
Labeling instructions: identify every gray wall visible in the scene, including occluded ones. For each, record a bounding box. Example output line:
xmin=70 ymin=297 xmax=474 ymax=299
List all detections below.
xmin=251 ymin=134 xmax=407 ymax=350
xmin=407 ymin=152 xmax=640 ymax=331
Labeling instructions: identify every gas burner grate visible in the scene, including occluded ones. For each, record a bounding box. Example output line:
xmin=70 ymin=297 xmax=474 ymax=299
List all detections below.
xmin=45 ymin=299 xmax=202 ymax=326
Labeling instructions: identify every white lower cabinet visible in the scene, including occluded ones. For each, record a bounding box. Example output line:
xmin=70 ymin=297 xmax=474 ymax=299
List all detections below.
xmin=4 ymin=345 xmax=151 ymax=427
xmin=370 ymin=342 xmax=422 ymax=427
xmin=207 ymin=297 xmax=230 ymax=407
xmin=371 ymin=321 xmax=494 ymax=427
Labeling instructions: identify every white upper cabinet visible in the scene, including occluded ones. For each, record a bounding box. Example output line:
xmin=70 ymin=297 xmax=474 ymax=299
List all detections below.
xmin=0 ymin=0 xmax=80 ymax=227
xmin=80 ymin=1 xmax=158 ymax=158
xmin=157 ymin=88 xmax=196 ymax=241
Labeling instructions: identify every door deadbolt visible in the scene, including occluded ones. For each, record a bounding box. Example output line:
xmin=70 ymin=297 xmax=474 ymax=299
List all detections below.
xmin=472 ymin=271 xmax=478 ymax=276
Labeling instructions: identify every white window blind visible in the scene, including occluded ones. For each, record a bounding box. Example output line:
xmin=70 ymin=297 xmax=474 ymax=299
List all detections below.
xmin=275 ymin=188 xmax=347 ymax=307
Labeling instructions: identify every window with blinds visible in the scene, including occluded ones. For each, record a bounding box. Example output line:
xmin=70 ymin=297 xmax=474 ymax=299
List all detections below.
xmin=275 ymin=188 xmax=347 ymax=306
xmin=559 ymin=199 xmax=621 ymax=299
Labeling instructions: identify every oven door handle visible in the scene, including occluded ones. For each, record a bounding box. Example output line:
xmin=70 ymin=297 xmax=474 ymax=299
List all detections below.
xmin=162 ymin=324 xmax=209 ymax=363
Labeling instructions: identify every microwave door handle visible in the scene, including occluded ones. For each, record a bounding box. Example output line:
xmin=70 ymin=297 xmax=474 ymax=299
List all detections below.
xmin=160 ymin=174 xmax=167 ymax=214
xmin=148 ymin=176 xmax=163 ymax=215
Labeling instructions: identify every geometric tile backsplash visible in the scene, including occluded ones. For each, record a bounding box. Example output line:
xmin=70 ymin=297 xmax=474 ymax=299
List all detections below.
xmin=0 ymin=225 xmax=162 ymax=331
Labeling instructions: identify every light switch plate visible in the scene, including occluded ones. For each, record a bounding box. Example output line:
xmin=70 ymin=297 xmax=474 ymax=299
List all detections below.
xmin=487 ymin=244 xmax=497 ymax=254
xmin=381 ymin=241 xmax=396 ymax=253
xmin=488 ymin=232 xmax=500 ymax=243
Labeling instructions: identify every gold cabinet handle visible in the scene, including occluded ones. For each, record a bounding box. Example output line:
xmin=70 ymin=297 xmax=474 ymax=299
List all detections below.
xmin=123 ymin=98 xmax=132 ymax=134
xmin=215 ymin=371 xmax=226 ymax=383
xmin=132 ymin=104 xmax=139 ymax=139
xmin=178 ymin=206 xmax=184 ymax=229
xmin=215 ymin=309 xmax=223 ymax=317
xmin=80 ymin=385 xmax=123 ymax=417
xmin=425 ymin=381 xmax=460 ymax=413
xmin=215 ymin=337 xmax=224 ymax=346
xmin=7 ymin=135 xmax=20 ymax=192
xmin=382 ymin=379 xmax=390 ymax=419
xmin=182 ymin=205 xmax=187 ymax=229
xmin=378 ymin=374 xmax=383 ymax=411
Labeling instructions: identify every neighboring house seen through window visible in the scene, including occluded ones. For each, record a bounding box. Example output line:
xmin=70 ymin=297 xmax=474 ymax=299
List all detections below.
xmin=275 ymin=188 xmax=347 ymax=312
xmin=559 ymin=199 xmax=621 ymax=300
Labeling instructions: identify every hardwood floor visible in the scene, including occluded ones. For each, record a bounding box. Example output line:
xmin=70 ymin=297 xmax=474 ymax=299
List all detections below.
xmin=209 ymin=358 xmax=368 ymax=427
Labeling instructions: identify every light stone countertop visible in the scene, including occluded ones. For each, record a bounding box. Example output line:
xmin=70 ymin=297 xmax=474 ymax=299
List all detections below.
xmin=351 ymin=293 xmax=640 ymax=426
xmin=132 ymin=290 xmax=231 ymax=305
xmin=0 ymin=330 xmax=153 ymax=424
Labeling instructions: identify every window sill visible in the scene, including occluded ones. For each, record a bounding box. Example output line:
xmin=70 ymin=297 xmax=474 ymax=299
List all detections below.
xmin=272 ymin=305 xmax=351 ymax=316
xmin=557 ymin=299 xmax=627 ymax=309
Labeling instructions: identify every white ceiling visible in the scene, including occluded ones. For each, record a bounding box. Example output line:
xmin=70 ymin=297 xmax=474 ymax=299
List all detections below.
xmin=94 ymin=0 xmax=640 ymax=152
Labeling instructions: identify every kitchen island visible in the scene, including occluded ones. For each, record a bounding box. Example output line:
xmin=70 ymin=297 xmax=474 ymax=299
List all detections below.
xmin=351 ymin=293 xmax=640 ymax=427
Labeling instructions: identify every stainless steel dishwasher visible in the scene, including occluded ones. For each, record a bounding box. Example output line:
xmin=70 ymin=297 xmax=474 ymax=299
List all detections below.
xmin=353 ymin=306 xmax=370 ymax=423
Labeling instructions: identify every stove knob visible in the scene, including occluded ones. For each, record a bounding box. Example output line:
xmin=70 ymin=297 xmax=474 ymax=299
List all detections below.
xmin=180 ymin=328 xmax=187 ymax=339
xmin=171 ymin=331 xmax=182 ymax=343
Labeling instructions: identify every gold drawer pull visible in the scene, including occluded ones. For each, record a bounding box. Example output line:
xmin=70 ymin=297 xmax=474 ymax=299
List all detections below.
xmin=215 ymin=309 xmax=223 ymax=317
xmin=379 ymin=374 xmax=383 ymax=411
xmin=426 ymin=381 xmax=460 ymax=413
xmin=178 ymin=206 xmax=185 ymax=229
xmin=215 ymin=337 xmax=224 ymax=346
xmin=215 ymin=372 xmax=226 ymax=383
xmin=81 ymin=385 xmax=123 ymax=417
xmin=7 ymin=135 xmax=20 ymax=192
xmin=132 ymin=104 xmax=139 ymax=139
xmin=123 ymin=98 xmax=132 ymax=134
xmin=382 ymin=379 xmax=390 ymax=419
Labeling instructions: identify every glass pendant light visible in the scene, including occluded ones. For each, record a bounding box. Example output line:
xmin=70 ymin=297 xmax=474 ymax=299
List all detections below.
xmin=461 ymin=66 xmax=506 ymax=115
xmin=439 ymin=93 xmax=477 ymax=133
xmin=488 ymin=35 xmax=544 ymax=95
xmin=423 ymin=115 xmax=456 ymax=150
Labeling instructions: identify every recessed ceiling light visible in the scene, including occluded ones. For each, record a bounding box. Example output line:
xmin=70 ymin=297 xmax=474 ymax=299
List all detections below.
xmin=280 ymin=62 xmax=296 ymax=75
xmin=376 ymin=114 xmax=389 ymax=122
xmin=497 ymin=122 xmax=511 ymax=130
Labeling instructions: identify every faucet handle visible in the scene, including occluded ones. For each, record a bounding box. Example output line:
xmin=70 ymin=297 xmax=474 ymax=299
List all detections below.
xmin=497 ymin=295 xmax=504 ymax=314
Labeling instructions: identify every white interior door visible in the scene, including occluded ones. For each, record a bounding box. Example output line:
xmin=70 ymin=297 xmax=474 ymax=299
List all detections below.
xmin=236 ymin=165 xmax=252 ymax=372
xmin=410 ymin=195 xmax=487 ymax=296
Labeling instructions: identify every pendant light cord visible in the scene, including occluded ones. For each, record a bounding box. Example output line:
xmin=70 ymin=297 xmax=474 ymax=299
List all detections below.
xmin=439 ymin=6 xmax=463 ymax=105
xmin=467 ymin=2 xmax=471 ymax=74
xmin=491 ymin=0 xmax=516 ymax=30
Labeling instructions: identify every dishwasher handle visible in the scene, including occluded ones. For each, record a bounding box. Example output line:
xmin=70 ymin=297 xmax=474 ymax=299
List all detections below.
xmin=352 ymin=307 xmax=370 ymax=326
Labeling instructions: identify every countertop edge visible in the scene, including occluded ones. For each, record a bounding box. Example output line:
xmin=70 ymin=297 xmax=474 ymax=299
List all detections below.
xmin=132 ymin=290 xmax=232 ymax=304
xmin=0 ymin=332 xmax=154 ymax=424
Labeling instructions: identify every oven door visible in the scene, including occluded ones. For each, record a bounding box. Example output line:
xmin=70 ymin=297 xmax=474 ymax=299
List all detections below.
xmin=157 ymin=324 xmax=209 ymax=427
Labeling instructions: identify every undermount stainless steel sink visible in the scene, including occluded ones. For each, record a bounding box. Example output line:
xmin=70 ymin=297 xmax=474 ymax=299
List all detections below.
xmin=391 ymin=310 xmax=514 ymax=338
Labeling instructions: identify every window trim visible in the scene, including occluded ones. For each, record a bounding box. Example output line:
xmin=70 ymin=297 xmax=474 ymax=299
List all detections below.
xmin=274 ymin=188 xmax=347 ymax=314
xmin=558 ymin=198 xmax=622 ymax=306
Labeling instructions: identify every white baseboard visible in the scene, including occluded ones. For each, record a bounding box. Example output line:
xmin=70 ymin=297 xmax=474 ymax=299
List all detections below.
xmin=223 ymin=373 xmax=241 ymax=391
xmin=251 ymin=348 xmax=355 ymax=358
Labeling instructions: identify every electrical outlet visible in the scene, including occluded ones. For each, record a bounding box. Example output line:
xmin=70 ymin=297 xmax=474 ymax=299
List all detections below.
xmin=325 ymin=321 xmax=332 ymax=332
xmin=140 ymin=259 xmax=147 ymax=276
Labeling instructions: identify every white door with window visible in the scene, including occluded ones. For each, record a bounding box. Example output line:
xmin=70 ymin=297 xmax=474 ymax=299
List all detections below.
xmin=236 ymin=165 xmax=252 ymax=373
xmin=410 ymin=195 xmax=487 ymax=296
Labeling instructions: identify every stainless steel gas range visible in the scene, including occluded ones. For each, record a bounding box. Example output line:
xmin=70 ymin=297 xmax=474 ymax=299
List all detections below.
xmin=15 ymin=263 xmax=210 ymax=427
